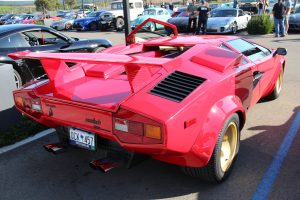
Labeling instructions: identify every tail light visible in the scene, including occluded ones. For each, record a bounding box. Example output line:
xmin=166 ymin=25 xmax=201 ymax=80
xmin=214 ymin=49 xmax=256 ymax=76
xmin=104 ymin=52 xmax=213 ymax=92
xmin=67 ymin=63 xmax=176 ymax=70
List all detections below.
xmin=14 ymin=92 xmax=43 ymax=117
xmin=113 ymin=109 xmax=164 ymax=144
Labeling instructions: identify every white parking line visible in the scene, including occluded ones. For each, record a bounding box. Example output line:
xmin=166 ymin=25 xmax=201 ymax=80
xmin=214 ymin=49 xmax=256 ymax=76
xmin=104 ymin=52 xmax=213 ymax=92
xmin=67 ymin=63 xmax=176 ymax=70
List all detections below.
xmin=0 ymin=128 xmax=55 ymax=154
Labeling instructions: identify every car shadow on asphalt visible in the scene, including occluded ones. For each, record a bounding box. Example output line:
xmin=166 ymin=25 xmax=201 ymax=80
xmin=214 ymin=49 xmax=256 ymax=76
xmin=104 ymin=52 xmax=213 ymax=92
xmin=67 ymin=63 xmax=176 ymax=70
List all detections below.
xmin=1 ymin=107 xmax=299 ymax=200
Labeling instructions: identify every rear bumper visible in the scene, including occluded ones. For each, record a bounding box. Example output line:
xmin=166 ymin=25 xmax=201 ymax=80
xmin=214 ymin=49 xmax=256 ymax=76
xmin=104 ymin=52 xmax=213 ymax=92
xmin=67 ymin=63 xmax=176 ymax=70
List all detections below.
xmin=20 ymin=108 xmax=208 ymax=168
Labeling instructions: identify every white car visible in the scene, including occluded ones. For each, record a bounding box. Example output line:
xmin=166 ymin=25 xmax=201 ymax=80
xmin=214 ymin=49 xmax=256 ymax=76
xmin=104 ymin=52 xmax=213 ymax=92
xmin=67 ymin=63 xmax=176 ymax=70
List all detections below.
xmin=207 ymin=8 xmax=251 ymax=34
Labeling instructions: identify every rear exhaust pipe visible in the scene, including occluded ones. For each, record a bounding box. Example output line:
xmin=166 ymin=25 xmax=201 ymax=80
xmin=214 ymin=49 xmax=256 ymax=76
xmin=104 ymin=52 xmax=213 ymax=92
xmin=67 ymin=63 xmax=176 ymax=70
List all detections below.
xmin=89 ymin=159 xmax=120 ymax=173
xmin=43 ymin=143 xmax=65 ymax=154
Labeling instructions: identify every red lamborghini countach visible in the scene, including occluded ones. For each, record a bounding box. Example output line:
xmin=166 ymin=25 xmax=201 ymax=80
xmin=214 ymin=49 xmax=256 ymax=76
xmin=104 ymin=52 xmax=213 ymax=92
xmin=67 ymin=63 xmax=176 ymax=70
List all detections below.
xmin=10 ymin=19 xmax=287 ymax=182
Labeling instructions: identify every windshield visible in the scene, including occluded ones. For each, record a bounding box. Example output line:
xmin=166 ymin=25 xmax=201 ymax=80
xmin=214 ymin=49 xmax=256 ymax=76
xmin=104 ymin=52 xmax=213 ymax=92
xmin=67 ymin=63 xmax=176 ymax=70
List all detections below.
xmin=143 ymin=9 xmax=156 ymax=15
xmin=211 ymin=9 xmax=237 ymax=17
xmin=178 ymin=11 xmax=188 ymax=17
xmin=111 ymin=2 xmax=123 ymax=10
xmin=87 ymin=12 xmax=101 ymax=17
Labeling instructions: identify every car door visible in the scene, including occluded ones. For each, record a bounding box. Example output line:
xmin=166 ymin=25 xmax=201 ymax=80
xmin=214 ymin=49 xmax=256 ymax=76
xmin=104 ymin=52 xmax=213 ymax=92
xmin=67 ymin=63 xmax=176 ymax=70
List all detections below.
xmin=20 ymin=29 xmax=70 ymax=53
xmin=251 ymin=44 xmax=276 ymax=97
xmin=224 ymin=39 xmax=262 ymax=106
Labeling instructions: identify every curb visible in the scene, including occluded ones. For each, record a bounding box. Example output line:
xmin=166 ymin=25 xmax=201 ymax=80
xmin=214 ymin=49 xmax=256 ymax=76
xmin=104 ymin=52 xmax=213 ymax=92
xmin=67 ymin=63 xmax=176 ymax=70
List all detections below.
xmin=0 ymin=128 xmax=55 ymax=154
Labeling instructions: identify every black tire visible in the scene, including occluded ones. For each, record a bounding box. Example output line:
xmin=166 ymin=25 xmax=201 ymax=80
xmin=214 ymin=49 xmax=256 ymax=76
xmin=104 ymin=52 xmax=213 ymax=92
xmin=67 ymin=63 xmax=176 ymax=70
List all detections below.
xmin=231 ymin=22 xmax=238 ymax=34
xmin=65 ymin=23 xmax=72 ymax=30
xmin=266 ymin=66 xmax=284 ymax=100
xmin=99 ymin=23 xmax=108 ymax=31
xmin=149 ymin=22 xmax=156 ymax=32
xmin=89 ymin=22 xmax=98 ymax=31
xmin=93 ymin=46 xmax=106 ymax=53
xmin=13 ymin=69 xmax=23 ymax=88
xmin=115 ymin=17 xmax=124 ymax=31
xmin=182 ymin=113 xmax=240 ymax=183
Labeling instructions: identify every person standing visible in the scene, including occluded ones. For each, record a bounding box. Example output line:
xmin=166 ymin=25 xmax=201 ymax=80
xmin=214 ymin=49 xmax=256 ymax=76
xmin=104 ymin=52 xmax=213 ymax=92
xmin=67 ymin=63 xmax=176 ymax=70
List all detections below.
xmin=196 ymin=0 xmax=210 ymax=35
xmin=272 ymin=0 xmax=286 ymax=37
xmin=233 ymin=0 xmax=239 ymax=9
xmin=187 ymin=0 xmax=197 ymax=34
xmin=283 ymin=0 xmax=292 ymax=35
xmin=257 ymin=0 xmax=264 ymax=15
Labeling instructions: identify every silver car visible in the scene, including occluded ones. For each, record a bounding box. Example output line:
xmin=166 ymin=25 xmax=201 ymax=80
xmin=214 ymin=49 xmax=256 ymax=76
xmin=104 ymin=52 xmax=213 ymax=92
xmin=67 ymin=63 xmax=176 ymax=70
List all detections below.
xmin=51 ymin=15 xmax=81 ymax=31
xmin=207 ymin=8 xmax=251 ymax=34
xmin=289 ymin=7 xmax=300 ymax=31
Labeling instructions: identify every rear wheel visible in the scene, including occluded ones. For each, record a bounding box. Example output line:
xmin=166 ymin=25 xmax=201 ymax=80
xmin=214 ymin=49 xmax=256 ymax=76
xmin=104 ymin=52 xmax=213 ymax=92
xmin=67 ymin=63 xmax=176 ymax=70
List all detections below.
xmin=149 ymin=22 xmax=156 ymax=32
xmin=182 ymin=113 xmax=240 ymax=183
xmin=266 ymin=66 xmax=284 ymax=100
xmin=14 ymin=69 xmax=23 ymax=88
xmin=115 ymin=17 xmax=124 ymax=31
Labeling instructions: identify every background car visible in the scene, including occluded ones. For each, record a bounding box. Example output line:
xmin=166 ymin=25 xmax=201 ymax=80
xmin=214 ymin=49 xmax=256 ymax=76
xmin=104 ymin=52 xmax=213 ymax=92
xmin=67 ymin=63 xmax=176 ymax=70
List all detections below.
xmin=166 ymin=9 xmax=189 ymax=33
xmin=171 ymin=7 xmax=187 ymax=18
xmin=207 ymin=8 xmax=251 ymax=34
xmin=239 ymin=0 xmax=258 ymax=14
xmin=131 ymin=8 xmax=171 ymax=31
xmin=73 ymin=10 xmax=108 ymax=31
xmin=289 ymin=7 xmax=300 ymax=31
xmin=0 ymin=14 xmax=14 ymax=25
xmin=0 ymin=24 xmax=112 ymax=88
xmin=4 ymin=14 xmax=36 ymax=25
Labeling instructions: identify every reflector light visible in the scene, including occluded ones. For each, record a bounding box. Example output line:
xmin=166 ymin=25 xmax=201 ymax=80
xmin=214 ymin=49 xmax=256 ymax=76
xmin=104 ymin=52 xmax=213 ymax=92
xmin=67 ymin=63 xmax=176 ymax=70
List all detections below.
xmin=15 ymin=96 xmax=24 ymax=108
xmin=31 ymin=101 xmax=42 ymax=111
xmin=144 ymin=124 xmax=161 ymax=140
xmin=114 ymin=118 xmax=129 ymax=132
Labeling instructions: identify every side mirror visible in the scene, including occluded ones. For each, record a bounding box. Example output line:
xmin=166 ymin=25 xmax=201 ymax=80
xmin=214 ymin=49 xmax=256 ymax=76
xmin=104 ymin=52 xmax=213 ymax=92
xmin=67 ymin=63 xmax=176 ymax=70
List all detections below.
xmin=273 ymin=48 xmax=287 ymax=57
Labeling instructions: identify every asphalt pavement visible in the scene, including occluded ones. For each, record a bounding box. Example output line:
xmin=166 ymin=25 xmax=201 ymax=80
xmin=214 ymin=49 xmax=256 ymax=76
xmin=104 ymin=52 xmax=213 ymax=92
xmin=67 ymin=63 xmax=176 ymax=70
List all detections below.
xmin=0 ymin=31 xmax=299 ymax=200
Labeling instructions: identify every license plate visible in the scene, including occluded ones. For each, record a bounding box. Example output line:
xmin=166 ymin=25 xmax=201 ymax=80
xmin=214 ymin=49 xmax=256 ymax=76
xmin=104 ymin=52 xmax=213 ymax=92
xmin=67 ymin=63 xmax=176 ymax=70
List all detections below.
xmin=69 ymin=128 xmax=96 ymax=151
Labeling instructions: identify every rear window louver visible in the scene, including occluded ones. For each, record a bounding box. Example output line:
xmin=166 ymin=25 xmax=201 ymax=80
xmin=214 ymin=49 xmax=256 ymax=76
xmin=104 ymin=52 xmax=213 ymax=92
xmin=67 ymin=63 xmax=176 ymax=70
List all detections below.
xmin=150 ymin=71 xmax=206 ymax=102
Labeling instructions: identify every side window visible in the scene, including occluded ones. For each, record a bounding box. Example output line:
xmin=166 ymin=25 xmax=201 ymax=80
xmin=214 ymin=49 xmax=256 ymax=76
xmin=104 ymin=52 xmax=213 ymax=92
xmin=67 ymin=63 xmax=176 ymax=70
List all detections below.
xmin=0 ymin=33 xmax=30 ymax=48
xmin=238 ymin=10 xmax=243 ymax=16
xmin=227 ymin=39 xmax=271 ymax=62
xmin=24 ymin=30 xmax=67 ymax=46
xmin=129 ymin=3 xmax=134 ymax=9
xmin=135 ymin=2 xmax=143 ymax=8
xmin=158 ymin=10 xmax=164 ymax=15
xmin=220 ymin=43 xmax=248 ymax=66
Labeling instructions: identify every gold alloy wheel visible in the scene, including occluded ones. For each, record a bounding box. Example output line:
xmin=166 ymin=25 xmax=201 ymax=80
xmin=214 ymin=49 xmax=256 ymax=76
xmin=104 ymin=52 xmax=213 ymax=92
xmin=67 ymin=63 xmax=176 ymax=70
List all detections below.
xmin=220 ymin=122 xmax=238 ymax=172
xmin=275 ymin=68 xmax=284 ymax=94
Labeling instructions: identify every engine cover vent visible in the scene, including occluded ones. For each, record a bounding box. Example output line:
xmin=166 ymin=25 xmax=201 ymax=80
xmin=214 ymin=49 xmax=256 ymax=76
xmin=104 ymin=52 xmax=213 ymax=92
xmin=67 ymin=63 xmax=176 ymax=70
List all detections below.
xmin=150 ymin=71 xmax=206 ymax=102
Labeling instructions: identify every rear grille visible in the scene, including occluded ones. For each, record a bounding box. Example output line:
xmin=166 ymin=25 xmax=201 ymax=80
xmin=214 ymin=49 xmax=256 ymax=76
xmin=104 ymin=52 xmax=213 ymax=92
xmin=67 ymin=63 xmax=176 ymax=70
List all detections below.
xmin=150 ymin=71 xmax=206 ymax=102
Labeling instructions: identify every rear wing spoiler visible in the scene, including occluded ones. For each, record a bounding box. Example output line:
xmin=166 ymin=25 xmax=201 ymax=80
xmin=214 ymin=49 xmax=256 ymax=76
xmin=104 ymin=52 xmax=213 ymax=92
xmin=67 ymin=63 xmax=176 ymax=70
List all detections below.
xmin=8 ymin=51 xmax=177 ymax=93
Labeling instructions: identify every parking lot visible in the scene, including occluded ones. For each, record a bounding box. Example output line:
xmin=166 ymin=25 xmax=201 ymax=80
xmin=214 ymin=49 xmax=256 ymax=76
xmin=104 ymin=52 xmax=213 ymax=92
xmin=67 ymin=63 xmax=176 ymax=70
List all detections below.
xmin=0 ymin=31 xmax=300 ymax=200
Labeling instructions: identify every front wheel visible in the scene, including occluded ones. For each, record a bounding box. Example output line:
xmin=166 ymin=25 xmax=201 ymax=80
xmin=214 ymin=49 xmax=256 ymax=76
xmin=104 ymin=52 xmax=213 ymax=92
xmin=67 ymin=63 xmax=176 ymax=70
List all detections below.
xmin=89 ymin=22 xmax=98 ymax=31
xmin=231 ymin=22 xmax=238 ymax=34
xmin=182 ymin=113 xmax=240 ymax=183
xmin=148 ymin=22 xmax=156 ymax=32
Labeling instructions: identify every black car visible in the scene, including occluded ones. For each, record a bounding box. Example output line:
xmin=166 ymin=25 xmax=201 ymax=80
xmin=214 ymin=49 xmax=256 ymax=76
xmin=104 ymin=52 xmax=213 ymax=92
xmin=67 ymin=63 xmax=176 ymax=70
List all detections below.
xmin=166 ymin=8 xmax=189 ymax=34
xmin=0 ymin=24 xmax=112 ymax=88
xmin=0 ymin=14 xmax=14 ymax=25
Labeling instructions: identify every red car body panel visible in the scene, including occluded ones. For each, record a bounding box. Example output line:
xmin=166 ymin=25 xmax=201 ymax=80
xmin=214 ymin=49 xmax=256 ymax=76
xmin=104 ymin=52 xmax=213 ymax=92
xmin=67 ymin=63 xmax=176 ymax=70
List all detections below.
xmin=10 ymin=19 xmax=286 ymax=168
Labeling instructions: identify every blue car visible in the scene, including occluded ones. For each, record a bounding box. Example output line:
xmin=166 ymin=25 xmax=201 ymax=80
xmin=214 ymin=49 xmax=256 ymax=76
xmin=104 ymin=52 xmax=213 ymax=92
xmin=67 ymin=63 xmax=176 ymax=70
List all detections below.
xmin=131 ymin=8 xmax=171 ymax=31
xmin=73 ymin=10 xmax=107 ymax=31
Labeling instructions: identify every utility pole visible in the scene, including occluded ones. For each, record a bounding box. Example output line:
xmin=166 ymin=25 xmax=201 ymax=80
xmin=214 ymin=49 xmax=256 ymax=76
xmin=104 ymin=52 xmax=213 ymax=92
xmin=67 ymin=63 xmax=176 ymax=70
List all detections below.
xmin=122 ymin=0 xmax=131 ymax=42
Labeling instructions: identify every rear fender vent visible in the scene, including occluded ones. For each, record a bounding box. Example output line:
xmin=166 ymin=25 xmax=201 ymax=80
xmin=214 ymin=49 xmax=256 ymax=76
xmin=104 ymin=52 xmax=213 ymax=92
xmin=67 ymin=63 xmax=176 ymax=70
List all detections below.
xmin=150 ymin=71 xmax=206 ymax=102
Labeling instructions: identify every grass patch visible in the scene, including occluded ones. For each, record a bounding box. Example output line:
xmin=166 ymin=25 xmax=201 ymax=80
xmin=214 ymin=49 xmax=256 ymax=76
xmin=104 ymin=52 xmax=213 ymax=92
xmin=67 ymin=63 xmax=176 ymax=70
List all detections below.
xmin=0 ymin=6 xmax=36 ymax=14
xmin=0 ymin=116 xmax=47 ymax=148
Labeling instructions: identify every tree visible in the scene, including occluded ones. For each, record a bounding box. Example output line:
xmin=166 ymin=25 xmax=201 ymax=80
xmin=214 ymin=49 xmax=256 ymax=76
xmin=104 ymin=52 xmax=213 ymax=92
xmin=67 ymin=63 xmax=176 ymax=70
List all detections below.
xmin=65 ymin=0 xmax=77 ymax=9
xmin=34 ymin=0 xmax=59 ymax=12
